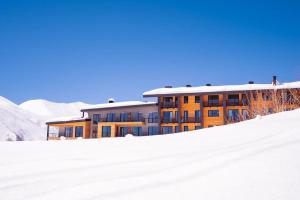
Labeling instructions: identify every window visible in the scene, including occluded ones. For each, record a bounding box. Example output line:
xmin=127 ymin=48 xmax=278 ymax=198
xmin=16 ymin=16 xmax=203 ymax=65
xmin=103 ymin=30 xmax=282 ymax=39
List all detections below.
xmin=120 ymin=113 xmax=129 ymax=122
xmin=162 ymin=126 xmax=173 ymax=134
xmin=102 ymin=126 xmax=111 ymax=137
xmin=268 ymin=108 xmax=273 ymax=114
xmin=148 ymin=112 xmax=159 ymax=123
xmin=107 ymin=113 xmax=116 ymax=122
xmin=228 ymin=94 xmax=239 ymax=105
xmin=65 ymin=127 xmax=73 ymax=137
xmin=175 ymin=126 xmax=180 ymax=133
xmin=75 ymin=126 xmax=83 ymax=137
xmin=228 ymin=109 xmax=239 ymax=122
xmin=242 ymin=109 xmax=249 ymax=120
xmin=119 ymin=127 xmax=129 ymax=137
xmin=163 ymin=111 xmax=173 ymax=123
xmin=208 ymin=110 xmax=219 ymax=117
xmin=262 ymin=92 xmax=272 ymax=101
xmin=133 ymin=127 xmax=142 ymax=136
xmin=148 ymin=126 xmax=159 ymax=135
xmin=252 ymin=93 xmax=257 ymax=101
xmin=93 ymin=114 xmax=101 ymax=124
xmin=184 ymin=126 xmax=189 ymax=131
xmin=208 ymin=95 xmax=219 ymax=106
xmin=133 ymin=112 xmax=143 ymax=122
xmin=195 ymin=110 xmax=201 ymax=122
xmin=195 ymin=126 xmax=202 ymax=130
xmin=183 ymin=111 xmax=188 ymax=122
xmin=175 ymin=111 xmax=180 ymax=122
xmin=184 ymin=96 xmax=189 ymax=104
xmin=195 ymin=96 xmax=201 ymax=103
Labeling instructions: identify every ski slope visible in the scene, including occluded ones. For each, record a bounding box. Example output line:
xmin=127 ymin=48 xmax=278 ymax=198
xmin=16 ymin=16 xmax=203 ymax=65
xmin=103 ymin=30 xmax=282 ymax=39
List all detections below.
xmin=0 ymin=109 xmax=299 ymax=200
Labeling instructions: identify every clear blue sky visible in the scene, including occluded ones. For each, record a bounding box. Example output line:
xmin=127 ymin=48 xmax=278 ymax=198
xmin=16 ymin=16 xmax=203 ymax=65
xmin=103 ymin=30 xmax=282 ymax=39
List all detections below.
xmin=0 ymin=0 xmax=299 ymax=104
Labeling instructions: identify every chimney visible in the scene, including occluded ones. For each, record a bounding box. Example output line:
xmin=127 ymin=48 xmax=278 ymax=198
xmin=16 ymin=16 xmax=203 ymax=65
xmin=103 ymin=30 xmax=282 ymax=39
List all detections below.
xmin=165 ymin=85 xmax=172 ymax=88
xmin=108 ymin=98 xmax=115 ymax=103
xmin=272 ymin=76 xmax=277 ymax=85
xmin=248 ymin=81 xmax=254 ymax=84
xmin=206 ymin=83 xmax=212 ymax=86
xmin=186 ymin=84 xmax=192 ymax=87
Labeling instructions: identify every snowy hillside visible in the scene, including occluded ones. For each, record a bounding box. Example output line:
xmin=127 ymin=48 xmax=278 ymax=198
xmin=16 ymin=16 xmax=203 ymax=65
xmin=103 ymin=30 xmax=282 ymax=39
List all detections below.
xmin=20 ymin=99 xmax=90 ymax=120
xmin=0 ymin=96 xmax=45 ymax=141
xmin=0 ymin=109 xmax=299 ymax=200
xmin=0 ymin=97 xmax=91 ymax=141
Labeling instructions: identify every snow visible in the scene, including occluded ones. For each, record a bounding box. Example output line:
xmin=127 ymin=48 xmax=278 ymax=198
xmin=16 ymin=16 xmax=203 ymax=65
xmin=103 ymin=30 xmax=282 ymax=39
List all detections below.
xmin=46 ymin=115 xmax=89 ymax=124
xmin=81 ymin=101 xmax=157 ymax=111
xmin=0 ymin=97 xmax=91 ymax=141
xmin=143 ymin=81 xmax=300 ymax=96
xmin=0 ymin=109 xmax=299 ymax=200
xmin=20 ymin=99 xmax=90 ymax=119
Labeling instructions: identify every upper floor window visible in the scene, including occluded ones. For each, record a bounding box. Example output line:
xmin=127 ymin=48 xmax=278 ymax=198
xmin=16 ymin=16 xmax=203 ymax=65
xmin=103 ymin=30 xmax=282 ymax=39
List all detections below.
xmin=252 ymin=93 xmax=258 ymax=101
xmin=195 ymin=110 xmax=201 ymax=122
xmin=132 ymin=112 xmax=143 ymax=122
xmin=195 ymin=96 xmax=201 ymax=103
xmin=208 ymin=110 xmax=219 ymax=117
xmin=162 ymin=111 xmax=173 ymax=123
xmin=148 ymin=112 xmax=159 ymax=123
xmin=107 ymin=113 xmax=116 ymax=122
xmin=184 ymin=96 xmax=189 ymax=104
xmin=262 ymin=92 xmax=272 ymax=101
xmin=93 ymin=114 xmax=101 ymax=124
xmin=120 ymin=113 xmax=129 ymax=122
xmin=208 ymin=95 xmax=219 ymax=105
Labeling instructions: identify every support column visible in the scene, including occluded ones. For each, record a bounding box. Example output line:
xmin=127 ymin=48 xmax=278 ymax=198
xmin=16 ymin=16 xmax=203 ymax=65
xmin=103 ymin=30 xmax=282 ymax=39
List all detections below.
xmin=46 ymin=125 xmax=49 ymax=140
xmin=177 ymin=96 xmax=182 ymax=132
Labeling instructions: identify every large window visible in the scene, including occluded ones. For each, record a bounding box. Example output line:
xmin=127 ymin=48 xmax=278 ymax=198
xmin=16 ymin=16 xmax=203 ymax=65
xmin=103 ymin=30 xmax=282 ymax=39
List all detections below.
xmin=184 ymin=96 xmax=189 ymax=104
xmin=228 ymin=109 xmax=239 ymax=121
xmin=184 ymin=126 xmax=189 ymax=131
xmin=208 ymin=95 xmax=219 ymax=106
xmin=195 ymin=110 xmax=201 ymax=122
xmin=148 ymin=126 xmax=159 ymax=135
xmin=163 ymin=111 xmax=173 ymax=123
xmin=208 ymin=110 xmax=219 ymax=117
xmin=65 ymin=127 xmax=73 ymax=137
xmin=175 ymin=111 xmax=179 ymax=122
xmin=148 ymin=112 xmax=159 ymax=123
xmin=183 ymin=111 xmax=188 ymax=122
xmin=102 ymin=126 xmax=111 ymax=137
xmin=93 ymin=114 xmax=101 ymax=124
xmin=162 ymin=126 xmax=173 ymax=134
xmin=120 ymin=113 xmax=129 ymax=122
xmin=133 ymin=112 xmax=143 ymax=122
xmin=195 ymin=96 xmax=201 ymax=103
xmin=175 ymin=126 xmax=180 ymax=133
xmin=228 ymin=94 xmax=239 ymax=105
xmin=119 ymin=127 xmax=129 ymax=136
xmin=133 ymin=127 xmax=143 ymax=136
xmin=107 ymin=113 xmax=116 ymax=122
xmin=75 ymin=126 xmax=83 ymax=137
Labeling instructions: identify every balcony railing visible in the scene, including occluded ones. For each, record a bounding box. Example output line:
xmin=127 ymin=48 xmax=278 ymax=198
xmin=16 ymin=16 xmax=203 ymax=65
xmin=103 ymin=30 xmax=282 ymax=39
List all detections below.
xmin=227 ymin=99 xmax=248 ymax=106
xmin=99 ymin=117 xmax=146 ymax=123
xmin=161 ymin=118 xmax=180 ymax=123
xmin=203 ymin=101 xmax=222 ymax=107
xmin=160 ymin=102 xmax=179 ymax=108
xmin=181 ymin=117 xmax=202 ymax=123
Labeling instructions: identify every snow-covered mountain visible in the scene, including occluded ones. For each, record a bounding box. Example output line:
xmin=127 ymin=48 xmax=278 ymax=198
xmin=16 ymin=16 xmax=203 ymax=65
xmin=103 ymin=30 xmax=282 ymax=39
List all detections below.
xmin=0 ymin=96 xmax=46 ymax=141
xmin=0 ymin=96 xmax=90 ymax=141
xmin=0 ymin=109 xmax=299 ymax=200
xmin=20 ymin=99 xmax=90 ymax=120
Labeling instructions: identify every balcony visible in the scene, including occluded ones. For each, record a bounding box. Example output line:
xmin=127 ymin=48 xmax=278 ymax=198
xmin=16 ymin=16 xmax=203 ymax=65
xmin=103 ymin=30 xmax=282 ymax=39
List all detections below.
xmin=226 ymin=99 xmax=248 ymax=106
xmin=160 ymin=102 xmax=178 ymax=108
xmin=100 ymin=117 xmax=146 ymax=123
xmin=181 ymin=117 xmax=202 ymax=123
xmin=161 ymin=118 xmax=180 ymax=123
xmin=203 ymin=100 xmax=222 ymax=107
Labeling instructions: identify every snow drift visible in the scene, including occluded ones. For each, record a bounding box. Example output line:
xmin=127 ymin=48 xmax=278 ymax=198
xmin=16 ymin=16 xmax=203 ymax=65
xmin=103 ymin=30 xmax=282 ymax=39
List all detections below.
xmin=0 ymin=109 xmax=299 ymax=200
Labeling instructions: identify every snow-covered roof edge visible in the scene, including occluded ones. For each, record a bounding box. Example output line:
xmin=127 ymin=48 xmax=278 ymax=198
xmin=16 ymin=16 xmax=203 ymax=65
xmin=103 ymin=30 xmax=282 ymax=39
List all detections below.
xmin=81 ymin=101 xmax=157 ymax=111
xmin=143 ymin=81 xmax=300 ymax=97
xmin=46 ymin=115 xmax=90 ymax=124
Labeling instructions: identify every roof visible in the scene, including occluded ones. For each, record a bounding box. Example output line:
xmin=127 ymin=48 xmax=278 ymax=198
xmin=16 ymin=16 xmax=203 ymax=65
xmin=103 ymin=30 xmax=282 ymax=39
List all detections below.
xmin=143 ymin=81 xmax=300 ymax=97
xmin=46 ymin=116 xmax=91 ymax=125
xmin=81 ymin=101 xmax=157 ymax=111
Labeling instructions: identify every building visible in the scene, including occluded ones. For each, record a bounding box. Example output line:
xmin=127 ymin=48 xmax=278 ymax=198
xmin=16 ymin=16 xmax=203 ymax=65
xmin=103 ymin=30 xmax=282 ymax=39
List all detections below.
xmin=46 ymin=100 xmax=159 ymax=139
xmin=142 ymin=76 xmax=300 ymax=133
xmin=46 ymin=77 xmax=300 ymax=140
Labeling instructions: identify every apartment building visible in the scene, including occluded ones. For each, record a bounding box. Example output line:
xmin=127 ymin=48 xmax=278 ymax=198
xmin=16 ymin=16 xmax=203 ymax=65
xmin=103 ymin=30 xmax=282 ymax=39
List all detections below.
xmin=46 ymin=76 xmax=300 ymax=140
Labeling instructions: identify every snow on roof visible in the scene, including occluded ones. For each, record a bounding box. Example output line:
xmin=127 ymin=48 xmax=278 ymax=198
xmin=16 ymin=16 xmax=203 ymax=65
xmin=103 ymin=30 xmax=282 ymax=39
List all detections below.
xmin=81 ymin=101 xmax=157 ymax=111
xmin=46 ymin=115 xmax=90 ymax=124
xmin=143 ymin=81 xmax=300 ymax=97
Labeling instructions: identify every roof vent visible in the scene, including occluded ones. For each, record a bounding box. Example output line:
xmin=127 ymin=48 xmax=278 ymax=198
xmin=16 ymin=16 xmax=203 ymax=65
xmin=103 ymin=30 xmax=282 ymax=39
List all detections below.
xmin=206 ymin=83 xmax=212 ymax=86
xmin=108 ymin=98 xmax=115 ymax=103
xmin=272 ymin=75 xmax=277 ymax=85
xmin=165 ymin=85 xmax=172 ymax=88
xmin=186 ymin=84 xmax=192 ymax=87
xmin=248 ymin=81 xmax=254 ymax=84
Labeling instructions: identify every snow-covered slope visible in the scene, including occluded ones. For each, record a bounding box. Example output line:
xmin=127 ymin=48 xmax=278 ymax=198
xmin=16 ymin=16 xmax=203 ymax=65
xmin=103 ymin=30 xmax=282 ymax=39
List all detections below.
xmin=0 ymin=109 xmax=299 ymax=200
xmin=20 ymin=99 xmax=90 ymax=120
xmin=0 ymin=96 xmax=46 ymax=141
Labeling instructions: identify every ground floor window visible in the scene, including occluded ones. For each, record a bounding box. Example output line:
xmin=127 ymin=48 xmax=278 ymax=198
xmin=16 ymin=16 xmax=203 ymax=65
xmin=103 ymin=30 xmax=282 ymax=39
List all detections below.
xmin=184 ymin=126 xmax=189 ymax=131
xmin=148 ymin=126 xmax=159 ymax=135
xmin=132 ymin=127 xmax=143 ymax=136
xmin=162 ymin=126 xmax=173 ymax=134
xmin=175 ymin=126 xmax=180 ymax=133
xmin=75 ymin=126 xmax=83 ymax=137
xmin=65 ymin=127 xmax=73 ymax=137
xmin=102 ymin=126 xmax=111 ymax=137
xmin=195 ymin=126 xmax=202 ymax=130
